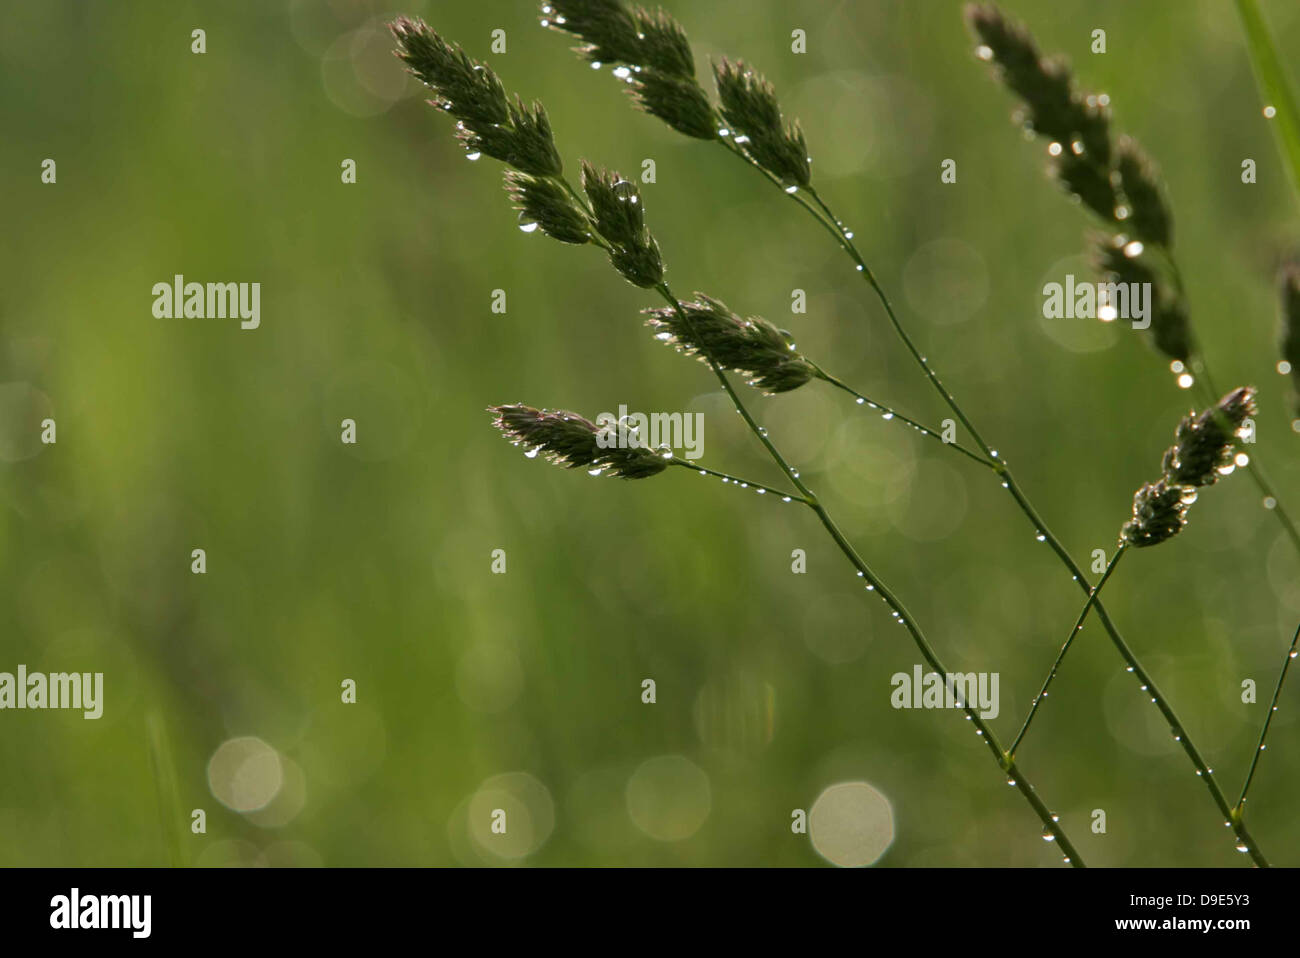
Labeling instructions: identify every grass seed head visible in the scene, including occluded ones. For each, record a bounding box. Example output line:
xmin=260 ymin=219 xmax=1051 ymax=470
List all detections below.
xmin=543 ymin=0 xmax=643 ymax=68
xmin=644 ymin=293 xmax=817 ymax=394
xmin=713 ymin=58 xmax=811 ymax=188
xmin=629 ymin=71 xmax=718 ymax=140
xmin=1115 ymin=137 xmax=1173 ymax=248
xmin=393 ymin=19 xmax=562 ymax=176
xmin=1162 ymin=387 xmax=1258 ymax=488
xmin=489 ymin=404 xmax=669 ymax=478
xmin=581 ymin=161 xmax=665 ymax=287
xmin=504 ymin=172 xmax=592 ymax=244
xmin=1120 ymin=478 xmax=1192 ymax=548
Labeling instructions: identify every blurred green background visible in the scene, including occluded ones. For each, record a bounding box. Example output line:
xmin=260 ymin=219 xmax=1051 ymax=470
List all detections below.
xmin=2 ymin=0 xmax=1299 ymax=867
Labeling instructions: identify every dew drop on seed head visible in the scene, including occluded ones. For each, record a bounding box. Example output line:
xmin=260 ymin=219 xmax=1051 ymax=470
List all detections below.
xmin=466 ymin=151 xmax=482 ymax=161
xmin=613 ymin=66 xmax=631 ymax=80
xmin=975 ymin=44 xmax=993 ymax=60
xmin=524 ymin=447 xmax=539 ymax=458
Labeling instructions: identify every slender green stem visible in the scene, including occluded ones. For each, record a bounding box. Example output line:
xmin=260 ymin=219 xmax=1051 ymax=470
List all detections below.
xmin=669 ymin=458 xmax=809 ymax=503
xmin=652 ymin=281 xmax=1085 ymax=865
xmin=1010 ymin=546 xmax=1127 ymax=758
xmin=1188 ymin=355 xmax=1300 ymax=830
xmin=803 ymin=490 xmax=1085 ymax=865
xmin=546 ymin=97 xmax=1084 ymax=865
xmin=767 ymin=174 xmax=1269 ymax=866
xmin=1000 ymin=451 xmax=1269 ymax=865
xmin=1236 ymin=621 xmax=1300 ymax=812
xmin=810 ymin=364 xmax=995 ymax=469
xmin=146 ymin=713 xmax=183 ymax=868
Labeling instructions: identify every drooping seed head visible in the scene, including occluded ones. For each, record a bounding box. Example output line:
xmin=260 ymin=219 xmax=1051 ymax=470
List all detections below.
xmin=966 ymin=5 xmax=1129 ymax=221
xmin=1054 ymin=152 xmax=1117 ymax=220
xmin=629 ymin=71 xmax=718 ymax=140
xmin=542 ymin=0 xmax=643 ymax=70
xmin=643 ymin=293 xmax=817 ymax=394
xmin=1120 ymin=478 xmax=1193 ymax=548
xmin=393 ymin=19 xmax=563 ymax=176
xmin=1090 ymin=232 xmax=1192 ymax=362
xmin=1115 ymin=137 xmax=1173 ymax=248
xmin=504 ymin=172 xmax=591 ymax=244
xmin=1161 ymin=387 xmax=1258 ymax=488
xmin=489 ymin=404 xmax=669 ymax=478
xmin=581 ymin=161 xmax=664 ymax=287
xmin=543 ymin=1 xmax=697 ymax=80
xmin=392 ymin=17 xmax=508 ymax=127
xmin=713 ymin=58 xmax=811 ymax=188
xmin=630 ymin=7 xmax=696 ymax=79
xmin=966 ymin=5 xmax=1079 ymax=143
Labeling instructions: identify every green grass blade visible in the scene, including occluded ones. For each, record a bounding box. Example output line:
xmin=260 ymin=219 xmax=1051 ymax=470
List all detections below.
xmin=1236 ymin=0 xmax=1300 ymax=205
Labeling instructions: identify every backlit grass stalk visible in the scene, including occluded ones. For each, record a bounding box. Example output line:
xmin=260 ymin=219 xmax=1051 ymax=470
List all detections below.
xmin=1038 ymin=388 xmax=1267 ymax=864
xmin=393 ymin=15 xmax=1086 ymax=865
xmin=540 ymin=0 xmax=1250 ymax=862
xmin=1010 ymin=546 xmax=1126 ymax=758
xmin=1236 ymin=619 xmax=1300 ymax=814
xmin=969 ymin=2 xmax=1298 ymax=862
xmin=1235 ymin=0 xmax=1300 ymax=207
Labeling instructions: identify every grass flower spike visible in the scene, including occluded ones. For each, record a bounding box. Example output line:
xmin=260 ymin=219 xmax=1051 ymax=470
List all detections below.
xmin=392 ymin=17 xmax=562 ymax=176
xmin=713 ymin=59 xmax=810 ymax=188
xmin=644 ymin=294 xmax=815 ymax=394
xmin=1162 ymin=387 xmax=1258 ymax=489
xmin=1121 ymin=387 xmax=1257 ymax=547
xmin=490 ymin=404 xmax=670 ymax=479
xmin=965 ymin=3 xmax=1190 ymax=363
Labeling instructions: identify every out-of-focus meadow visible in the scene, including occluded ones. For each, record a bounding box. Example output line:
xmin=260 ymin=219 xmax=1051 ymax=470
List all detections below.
xmin=2 ymin=0 xmax=1299 ymax=866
